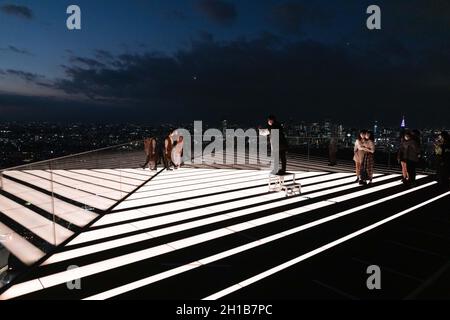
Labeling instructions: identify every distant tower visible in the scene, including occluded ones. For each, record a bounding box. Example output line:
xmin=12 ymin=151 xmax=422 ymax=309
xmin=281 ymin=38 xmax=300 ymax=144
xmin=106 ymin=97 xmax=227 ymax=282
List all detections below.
xmin=400 ymin=116 xmax=406 ymax=129
xmin=373 ymin=121 xmax=378 ymax=137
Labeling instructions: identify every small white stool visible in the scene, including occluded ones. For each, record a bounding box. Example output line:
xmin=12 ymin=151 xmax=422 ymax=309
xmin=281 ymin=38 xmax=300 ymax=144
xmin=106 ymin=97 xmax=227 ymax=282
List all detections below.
xmin=268 ymin=172 xmax=302 ymax=196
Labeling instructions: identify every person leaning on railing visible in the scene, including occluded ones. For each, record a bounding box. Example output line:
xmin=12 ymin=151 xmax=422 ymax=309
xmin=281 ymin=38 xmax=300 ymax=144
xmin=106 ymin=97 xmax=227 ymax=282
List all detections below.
xmin=435 ymin=131 xmax=450 ymax=189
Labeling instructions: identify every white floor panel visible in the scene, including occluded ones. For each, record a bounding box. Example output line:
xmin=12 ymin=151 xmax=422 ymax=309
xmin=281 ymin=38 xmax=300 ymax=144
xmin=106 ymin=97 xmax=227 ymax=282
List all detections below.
xmin=50 ymin=170 xmax=136 ymax=192
xmin=28 ymin=171 xmax=126 ymax=199
xmin=85 ymin=182 xmax=439 ymax=301
xmin=0 ymin=195 xmax=73 ymax=245
xmin=4 ymin=171 xmax=118 ymax=210
xmin=0 ymin=166 xmax=434 ymax=300
xmin=1 ymin=179 xmax=97 ymax=227
xmin=93 ymin=169 xmax=149 ymax=183
xmin=0 ymin=222 xmax=46 ymax=265
xmin=44 ymin=173 xmax=404 ymax=264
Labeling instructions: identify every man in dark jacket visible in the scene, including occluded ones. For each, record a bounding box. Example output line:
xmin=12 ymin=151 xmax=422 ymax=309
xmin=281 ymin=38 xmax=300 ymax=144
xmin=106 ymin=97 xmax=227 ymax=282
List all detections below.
xmin=404 ymin=131 xmax=421 ymax=185
xmin=259 ymin=115 xmax=288 ymax=175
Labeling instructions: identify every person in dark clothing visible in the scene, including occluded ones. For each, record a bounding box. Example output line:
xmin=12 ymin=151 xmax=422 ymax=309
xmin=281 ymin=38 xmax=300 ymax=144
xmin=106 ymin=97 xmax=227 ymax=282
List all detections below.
xmin=404 ymin=130 xmax=421 ymax=186
xmin=163 ymin=129 xmax=175 ymax=170
xmin=435 ymin=131 xmax=450 ymax=188
xmin=141 ymin=137 xmax=158 ymax=170
xmin=328 ymin=137 xmax=338 ymax=166
xmin=398 ymin=133 xmax=409 ymax=183
xmin=259 ymin=115 xmax=288 ymax=175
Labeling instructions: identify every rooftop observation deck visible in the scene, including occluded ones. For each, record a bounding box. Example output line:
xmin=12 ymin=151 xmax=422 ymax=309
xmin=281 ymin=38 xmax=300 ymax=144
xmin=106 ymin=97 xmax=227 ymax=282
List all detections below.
xmin=0 ymin=144 xmax=449 ymax=300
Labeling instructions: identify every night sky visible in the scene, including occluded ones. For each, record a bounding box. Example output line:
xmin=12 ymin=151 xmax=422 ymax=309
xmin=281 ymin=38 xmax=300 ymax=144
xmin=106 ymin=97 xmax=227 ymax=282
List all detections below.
xmin=0 ymin=0 xmax=449 ymax=127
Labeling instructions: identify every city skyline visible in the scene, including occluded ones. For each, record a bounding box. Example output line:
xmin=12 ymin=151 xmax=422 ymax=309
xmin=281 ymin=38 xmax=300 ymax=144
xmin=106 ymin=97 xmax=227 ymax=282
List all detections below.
xmin=0 ymin=0 xmax=450 ymax=127
xmin=1 ymin=118 xmax=447 ymax=170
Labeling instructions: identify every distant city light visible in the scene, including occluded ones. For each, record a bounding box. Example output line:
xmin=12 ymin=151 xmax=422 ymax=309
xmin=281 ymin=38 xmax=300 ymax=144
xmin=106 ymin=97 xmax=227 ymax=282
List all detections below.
xmin=400 ymin=116 xmax=406 ymax=128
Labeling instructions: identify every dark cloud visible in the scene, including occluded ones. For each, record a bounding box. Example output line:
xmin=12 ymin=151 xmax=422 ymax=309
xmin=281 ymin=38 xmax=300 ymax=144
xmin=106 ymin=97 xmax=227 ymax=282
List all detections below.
xmin=69 ymin=56 xmax=106 ymax=68
xmin=270 ymin=2 xmax=334 ymax=34
xmin=32 ymin=33 xmax=448 ymax=127
xmin=0 ymin=45 xmax=33 ymax=55
xmin=4 ymin=69 xmax=44 ymax=82
xmin=0 ymin=4 xmax=33 ymax=19
xmin=196 ymin=0 xmax=237 ymax=26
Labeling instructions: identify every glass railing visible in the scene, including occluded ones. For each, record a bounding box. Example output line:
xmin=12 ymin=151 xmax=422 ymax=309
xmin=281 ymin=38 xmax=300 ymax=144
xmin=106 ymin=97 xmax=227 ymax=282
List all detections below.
xmin=0 ymin=139 xmax=159 ymax=290
xmin=286 ymin=136 xmax=437 ymax=174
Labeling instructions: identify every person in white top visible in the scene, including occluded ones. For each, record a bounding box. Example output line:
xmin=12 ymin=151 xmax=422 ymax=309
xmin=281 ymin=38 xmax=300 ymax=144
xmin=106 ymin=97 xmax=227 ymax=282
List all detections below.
xmin=171 ymin=135 xmax=184 ymax=169
xmin=359 ymin=131 xmax=375 ymax=185
xmin=353 ymin=130 xmax=368 ymax=183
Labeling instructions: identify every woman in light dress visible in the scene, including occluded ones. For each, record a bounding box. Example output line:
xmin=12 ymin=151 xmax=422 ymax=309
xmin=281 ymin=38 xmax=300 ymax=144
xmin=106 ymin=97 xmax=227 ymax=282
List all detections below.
xmin=359 ymin=131 xmax=375 ymax=185
xmin=353 ymin=130 xmax=368 ymax=183
xmin=171 ymin=136 xmax=184 ymax=169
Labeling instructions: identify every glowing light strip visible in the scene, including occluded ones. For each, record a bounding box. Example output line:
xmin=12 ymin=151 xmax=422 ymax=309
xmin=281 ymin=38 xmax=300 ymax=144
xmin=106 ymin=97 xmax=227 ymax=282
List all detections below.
xmin=0 ymin=195 xmax=73 ymax=244
xmin=84 ymin=181 xmax=437 ymax=300
xmin=10 ymin=176 xmax=406 ymax=294
xmin=53 ymin=170 xmax=138 ymax=189
xmin=1 ymin=176 xmax=425 ymax=300
xmin=33 ymin=170 xmax=133 ymax=193
xmin=115 ymin=170 xmax=317 ymax=210
xmin=16 ymin=170 xmax=124 ymax=200
xmin=3 ymin=171 xmax=116 ymax=210
xmin=144 ymin=168 xmax=281 ymax=186
xmin=64 ymin=173 xmax=367 ymax=246
xmin=135 ymin=170 xmax=278 ymax=192
xmin=0 ymin=222 xmax=46 ymax=265
xmin=128 ymin=171 xmax=273 ymax=200
xmin=1 ymin=178 xmax=97 ymax=227
xmin=204 ymin=188 xmax=449 ymax=300
xmin=91 ymin=169 xmax=150 ymax=182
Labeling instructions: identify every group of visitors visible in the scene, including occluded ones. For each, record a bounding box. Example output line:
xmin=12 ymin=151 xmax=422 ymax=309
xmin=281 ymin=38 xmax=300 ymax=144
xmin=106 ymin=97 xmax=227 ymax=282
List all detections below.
xmin=353 ymin=130 xmax=376 ymax=185
xmin=142 ymin=129 xmax=184 ymax=171
xmin=141 ymin=117 xmax=449 ymax=191
xmin=352 ymin=128 xmax=450 ymax=189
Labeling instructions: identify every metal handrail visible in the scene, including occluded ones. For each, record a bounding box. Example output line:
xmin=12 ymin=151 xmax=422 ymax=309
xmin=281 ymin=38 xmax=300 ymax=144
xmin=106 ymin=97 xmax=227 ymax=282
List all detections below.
xmin=0 ymin=139 xmax=144 ymax=172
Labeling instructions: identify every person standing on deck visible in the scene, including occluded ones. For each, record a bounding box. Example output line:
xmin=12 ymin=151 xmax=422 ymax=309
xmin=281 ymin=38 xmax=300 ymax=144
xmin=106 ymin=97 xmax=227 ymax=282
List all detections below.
xmin=398 ymin=133 xmax=409 ymax=184
xmin=142 ymin=137 xmax=158 ymax=171
xmin=403 ymin=130 xmax=421 ymax=186
xmin=435 ymin=131 xmax=450 ymax=189
xmin=328 ymin=137 xmax=338 ymax=166
xmin=171 ymin=136 xmax=184 ymax=169
xmin=259 ymin=115 xmax=288 ymax=175
xmin=353 ymin=130 xmax=368 ymax=183
xmin=359 ymin=131 xmax=375 ymax=185
xmin=163 ymin=129 xmax=175 ymax=170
